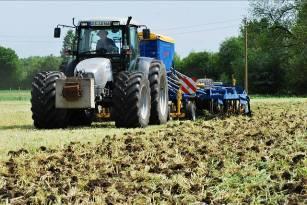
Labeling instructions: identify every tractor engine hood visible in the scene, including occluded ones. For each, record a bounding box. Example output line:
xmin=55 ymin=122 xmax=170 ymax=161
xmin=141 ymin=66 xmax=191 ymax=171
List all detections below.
xmin=74 ymin=57 xmax=113 ymax=94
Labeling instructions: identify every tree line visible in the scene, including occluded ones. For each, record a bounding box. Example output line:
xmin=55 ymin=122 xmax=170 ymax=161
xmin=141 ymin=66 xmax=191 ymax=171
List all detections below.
xmin=175 ymin=0 xmax=307 ymax=95
xmin=0 ymin=1 xmax=306 ymax=94
xmin=0 ymin=47 xmax=62 ymax=89
xmin=0 ymin=31 xmax=76 ymax=90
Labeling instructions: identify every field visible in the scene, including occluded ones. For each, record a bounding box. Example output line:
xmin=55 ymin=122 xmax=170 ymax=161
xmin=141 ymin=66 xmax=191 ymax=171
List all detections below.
xmin=0 ymin=91 xmax=306 ymax=204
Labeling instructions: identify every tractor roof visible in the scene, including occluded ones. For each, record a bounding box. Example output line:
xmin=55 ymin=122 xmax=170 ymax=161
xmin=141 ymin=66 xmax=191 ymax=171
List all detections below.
xmin=78 ymin=17 xmax=139 ymax=26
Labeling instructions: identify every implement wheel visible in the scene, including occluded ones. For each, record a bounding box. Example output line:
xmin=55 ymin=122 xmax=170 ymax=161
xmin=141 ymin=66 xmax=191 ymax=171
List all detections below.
xmin=186 ymin=101 xmax=196 ymax=121
xmin=245 ymin=100 xmax=252 ymax=116
xmin=148 ymin=62 xmax=169 ymax=124
xmin=239 ymin=100 xmax=252 ymax=116
xmin=112 ymin=71 xmax=151 ymax=128
xmin=31 ymin=71 xmax=68 ymax=129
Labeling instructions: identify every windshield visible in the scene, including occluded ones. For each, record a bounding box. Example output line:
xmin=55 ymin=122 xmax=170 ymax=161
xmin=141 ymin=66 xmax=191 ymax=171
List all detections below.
xmin=78 ymin=28 xmax=122 ymax=55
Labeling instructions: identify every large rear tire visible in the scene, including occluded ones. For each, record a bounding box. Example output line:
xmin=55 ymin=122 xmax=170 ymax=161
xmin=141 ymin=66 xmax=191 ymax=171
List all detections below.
xmin=112 ymin=71 xmax=151 ymax=128
xmin=31 ymin=71 xmax=68 ymax=129
xmin=148 ymin=63 xmax=169 ymax=124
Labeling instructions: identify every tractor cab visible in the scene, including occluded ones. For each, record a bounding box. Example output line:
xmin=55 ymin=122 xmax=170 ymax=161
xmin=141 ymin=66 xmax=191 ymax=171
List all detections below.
xmin=54 ymin=17 xmax=150 ymax=72
xmin=76 ymin=19 xmax=138 ymax=66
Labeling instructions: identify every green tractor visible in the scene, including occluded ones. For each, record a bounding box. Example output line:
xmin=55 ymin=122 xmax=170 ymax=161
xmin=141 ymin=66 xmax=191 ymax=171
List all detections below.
xmin=31 ymin=17 xmax=169 ymax=128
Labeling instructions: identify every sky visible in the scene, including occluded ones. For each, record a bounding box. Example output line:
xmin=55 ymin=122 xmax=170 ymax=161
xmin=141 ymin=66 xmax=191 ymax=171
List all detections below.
xmin=0 ymin=1 xmax=250 ymax=58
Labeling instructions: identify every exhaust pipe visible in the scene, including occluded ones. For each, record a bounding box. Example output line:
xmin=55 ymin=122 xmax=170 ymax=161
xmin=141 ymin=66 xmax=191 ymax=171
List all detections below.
xmin=126 ymin=16 xmax=132 ymax=26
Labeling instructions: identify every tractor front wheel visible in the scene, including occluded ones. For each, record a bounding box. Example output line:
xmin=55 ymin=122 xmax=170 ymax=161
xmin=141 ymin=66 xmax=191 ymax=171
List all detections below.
xmin=31 ymin=71 xmax=68 ymax=129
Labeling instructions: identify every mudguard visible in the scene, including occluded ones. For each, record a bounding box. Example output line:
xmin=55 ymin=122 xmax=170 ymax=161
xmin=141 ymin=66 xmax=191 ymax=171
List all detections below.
xmin=60 ymin=58 xmax=78 ymax=77
xmin=128 ymin=57 xmax=166 ymax=77
xmin=74 ymin=57 xmax=113 ymax=95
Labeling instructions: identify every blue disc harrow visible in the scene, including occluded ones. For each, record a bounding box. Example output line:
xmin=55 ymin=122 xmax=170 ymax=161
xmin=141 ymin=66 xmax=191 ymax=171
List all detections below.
xmin=167 ymin=68 xmax=251 ymax=120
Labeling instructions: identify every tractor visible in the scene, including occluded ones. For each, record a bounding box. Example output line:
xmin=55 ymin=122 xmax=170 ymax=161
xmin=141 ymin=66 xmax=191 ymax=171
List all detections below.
xmin=31 ymin=17 xmax=169 ymax=128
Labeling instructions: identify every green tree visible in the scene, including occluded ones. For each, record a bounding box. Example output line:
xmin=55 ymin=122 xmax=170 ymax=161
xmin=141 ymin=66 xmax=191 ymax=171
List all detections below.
xmin=19 ymin=55 xmax=62 ymax=88
xmin=250 ymin=0 xmax=297 ymax=34
xmin=0 ymin=46 xmax=19 ymax=89
xmin=173 ymin=52 xmax=181 ymax=69
xmin=244 ymin=18 xmax=288 ymax=94
xmin=179 ymin=51 xmax=219 ymax=79
xmin=247 ymin=0 xmax=307 ymax=94
xmin=287 ymin=1 xmax=307 ymax=94
xmin=61 ymin=29 xmax=76 ymax=63
xmin=218 ymin=37 xmax=244 ymax=85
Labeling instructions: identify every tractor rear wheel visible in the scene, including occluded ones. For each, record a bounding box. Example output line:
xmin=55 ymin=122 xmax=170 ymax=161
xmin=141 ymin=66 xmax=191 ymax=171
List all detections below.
xmin=148 ymin=63 xmax=169 ymax=124
xmin=31 ymin=71 xmax=68 ymax=129
xmin=112 ymin=71 xmax=151 ymax=128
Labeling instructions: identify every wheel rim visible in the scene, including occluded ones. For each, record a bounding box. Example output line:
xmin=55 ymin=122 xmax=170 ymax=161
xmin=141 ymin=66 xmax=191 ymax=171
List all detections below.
xmin=140 ymin=86 xmax=149 ymax=120
xmin=192 ymin=110 xmax=196 ymax=121
xmin=159 ymin=77 xmax=167 ymax=115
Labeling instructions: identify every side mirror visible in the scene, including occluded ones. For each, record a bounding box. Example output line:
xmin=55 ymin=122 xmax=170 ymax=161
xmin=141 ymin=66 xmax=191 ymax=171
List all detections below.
xmin=142 ymin=29 xmax=150 ymax=39
xmin=64 ymin=49 xmax=72 ymax=55
xmin=63 ymin=48 xmax=77 ymax=56
xmin=54 ymin=27 xmax=61 ymax=38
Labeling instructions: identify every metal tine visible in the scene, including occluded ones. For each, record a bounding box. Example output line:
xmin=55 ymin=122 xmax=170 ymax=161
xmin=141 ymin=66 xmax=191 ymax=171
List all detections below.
xmin=167 ymin=76 xmax=181 ymax=85
xmin=169 ymin=72 xmax=181 ymax=81
xmin=168 ymin=80 xmax=180 ymax=89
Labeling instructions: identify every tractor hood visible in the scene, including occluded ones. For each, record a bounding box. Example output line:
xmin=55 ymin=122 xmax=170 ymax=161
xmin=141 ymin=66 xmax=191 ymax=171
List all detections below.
xmin=74 ymin=57 xmax=113 ymax=94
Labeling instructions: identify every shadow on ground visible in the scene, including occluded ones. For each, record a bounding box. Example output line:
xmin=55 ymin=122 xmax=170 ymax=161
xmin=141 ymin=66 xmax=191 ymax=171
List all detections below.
xmin=0 ymin=125 xmax=34 ymax=130
xmin=0 ymin=123 xmax=116 ymax=130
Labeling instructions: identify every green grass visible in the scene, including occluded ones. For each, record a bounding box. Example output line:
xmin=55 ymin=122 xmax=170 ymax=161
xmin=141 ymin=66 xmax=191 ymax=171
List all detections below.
xmin=250 ymin=94 xmax=307 ymax=99
xmin=0 ymin=100 xmax=165 ymax=162
xmin=251 ymin=97 xmax=307 ymax=103
xmin=0 ymin=90 xmax=30 ymax=101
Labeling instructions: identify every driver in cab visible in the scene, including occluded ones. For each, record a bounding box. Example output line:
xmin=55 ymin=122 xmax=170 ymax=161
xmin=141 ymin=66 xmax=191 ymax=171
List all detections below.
xmin=96 ymin=30 xmax=117 ymax=53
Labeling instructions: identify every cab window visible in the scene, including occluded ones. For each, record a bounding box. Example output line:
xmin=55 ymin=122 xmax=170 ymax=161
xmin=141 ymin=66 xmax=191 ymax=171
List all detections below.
xmin=129 ymin=27 xmax=138 ymax=58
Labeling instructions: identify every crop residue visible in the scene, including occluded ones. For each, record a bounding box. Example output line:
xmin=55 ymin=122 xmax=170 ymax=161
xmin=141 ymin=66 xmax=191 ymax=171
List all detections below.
xmin=0 ymin=101 xmax=306 ymax=204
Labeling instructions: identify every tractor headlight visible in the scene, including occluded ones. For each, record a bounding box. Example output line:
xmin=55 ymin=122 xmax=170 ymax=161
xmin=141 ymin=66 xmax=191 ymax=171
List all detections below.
xmin=112 ymin=21 xmax=120 ymax=26
xmin=80 ymin=22 xmax=88 ymax=26
xmin=83 ymin=73 xmax=94 ymax=79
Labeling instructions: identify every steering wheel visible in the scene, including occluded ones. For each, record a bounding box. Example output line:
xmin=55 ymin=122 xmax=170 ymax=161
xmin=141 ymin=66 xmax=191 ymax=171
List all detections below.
xmin=96 ymin=48 xmax=108 ymax=54
xmin=110 ymin=46 xmax=119 ymax=53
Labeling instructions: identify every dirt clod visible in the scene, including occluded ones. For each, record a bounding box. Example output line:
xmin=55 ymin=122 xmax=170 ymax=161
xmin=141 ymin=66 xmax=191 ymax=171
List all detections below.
xmin=292 ymin=154 xmax=305 ymax=164
xmin=86 ymin=179 xmax=111 ymax=192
